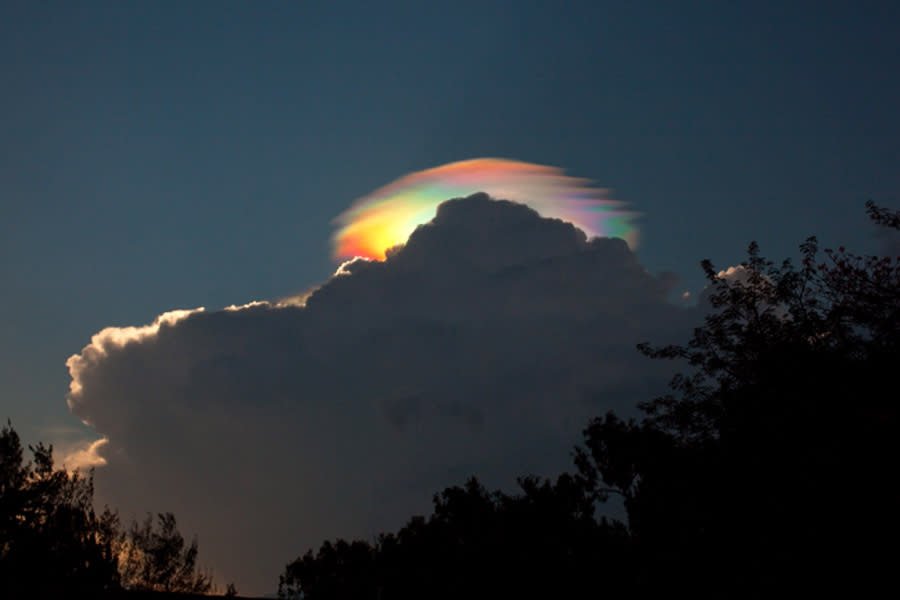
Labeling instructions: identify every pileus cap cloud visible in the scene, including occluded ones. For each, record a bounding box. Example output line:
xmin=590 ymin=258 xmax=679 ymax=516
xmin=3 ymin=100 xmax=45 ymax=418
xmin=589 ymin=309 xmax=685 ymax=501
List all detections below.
xmin=332 ymin=158 xmax=638 ymax=261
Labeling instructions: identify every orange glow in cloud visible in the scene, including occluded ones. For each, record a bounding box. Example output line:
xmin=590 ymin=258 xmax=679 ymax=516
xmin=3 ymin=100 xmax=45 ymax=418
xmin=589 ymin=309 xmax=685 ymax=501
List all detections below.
xmin=332 ymin=158 xmax=637 ymax=261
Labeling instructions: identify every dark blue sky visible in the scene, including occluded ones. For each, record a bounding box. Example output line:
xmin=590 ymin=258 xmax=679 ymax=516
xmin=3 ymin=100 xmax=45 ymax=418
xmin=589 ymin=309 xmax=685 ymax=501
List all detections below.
xmin=2 ymin=1 xmax=898 ymax=445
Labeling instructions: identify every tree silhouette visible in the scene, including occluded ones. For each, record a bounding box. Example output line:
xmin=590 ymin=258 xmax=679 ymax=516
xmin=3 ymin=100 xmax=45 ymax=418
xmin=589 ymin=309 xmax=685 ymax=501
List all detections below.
xmin=0 ymin=421 xmax=119 ymax=596
xmin=576 ymin=203 xmax=900 ymax=595
xmin=280 ymin=475 xmax=631 ymax=600
xmin=118 ymin=511 xmax=213 ymax=594
xmin=1 ymin=422 xmax=217 ymax=597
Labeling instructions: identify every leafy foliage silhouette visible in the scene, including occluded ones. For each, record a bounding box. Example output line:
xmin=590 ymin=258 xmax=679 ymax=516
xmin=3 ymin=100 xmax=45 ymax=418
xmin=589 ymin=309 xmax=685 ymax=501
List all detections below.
xmin=0 ymin=421 xmax=119 ymax=596
xmin=0 ymin=422 xmax=216 ymax=597
xmin=575 ymin=202 xmax=900 ymax=595
xmin=280 ymin=475 xmax=631 ymax=600
xmin=118 ymin=511 xmax=213 ymax=594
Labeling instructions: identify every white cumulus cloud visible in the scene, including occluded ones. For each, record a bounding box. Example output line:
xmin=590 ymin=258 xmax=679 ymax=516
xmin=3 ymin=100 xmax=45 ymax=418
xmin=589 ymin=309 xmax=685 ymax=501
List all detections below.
xmin=65 ymin=194 xmax=692 ymax=594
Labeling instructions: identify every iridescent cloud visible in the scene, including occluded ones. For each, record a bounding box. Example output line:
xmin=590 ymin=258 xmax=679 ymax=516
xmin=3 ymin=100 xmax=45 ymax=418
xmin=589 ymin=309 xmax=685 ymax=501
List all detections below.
xmin=332 ymin=158 xmax=637 ymax=261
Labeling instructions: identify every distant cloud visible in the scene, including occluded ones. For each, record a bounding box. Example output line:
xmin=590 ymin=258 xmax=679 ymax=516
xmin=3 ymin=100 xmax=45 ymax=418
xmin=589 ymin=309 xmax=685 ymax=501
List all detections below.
xmin=61 ymin=437 xmax=109 ymax=471
xmin=65 ymin=193 xmax=690 ymax=594
xmin=717 ymin=265 xmax=746 ymax=280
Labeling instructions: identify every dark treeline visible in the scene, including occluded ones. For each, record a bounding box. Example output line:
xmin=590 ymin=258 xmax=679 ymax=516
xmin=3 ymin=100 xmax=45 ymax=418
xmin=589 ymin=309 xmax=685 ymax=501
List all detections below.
xmin=0 ymin=424 xmax=225 ymax=597
xmin=280 ymin=202 xmax=899 ymax=599
xmin=280 ymin=475 xmax=632 ymax=600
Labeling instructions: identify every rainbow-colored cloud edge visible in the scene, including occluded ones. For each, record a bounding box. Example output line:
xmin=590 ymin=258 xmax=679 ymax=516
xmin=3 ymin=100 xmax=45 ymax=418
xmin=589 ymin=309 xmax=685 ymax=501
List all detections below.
xmin=332 ymin=158 xmax=637 ymax=261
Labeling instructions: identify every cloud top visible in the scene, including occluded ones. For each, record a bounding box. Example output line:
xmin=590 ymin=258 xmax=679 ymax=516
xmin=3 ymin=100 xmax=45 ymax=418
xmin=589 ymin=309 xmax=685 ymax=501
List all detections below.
xmin=332 ymin=158 xmax=637 ymax=261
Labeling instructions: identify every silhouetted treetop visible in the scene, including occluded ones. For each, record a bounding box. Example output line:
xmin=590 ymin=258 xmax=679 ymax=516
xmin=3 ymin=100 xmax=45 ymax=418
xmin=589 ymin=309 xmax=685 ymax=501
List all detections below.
xmin=1 ymin=422 xmax=218 ymax=597
xmin=280 ymin=475 xmax=631 ymax=600
xmin=118 ymin=512 xmax=213 ymax=594
xmin=0 ymin=421 xmax=119 ymax=596
xmin=576 ymin=202 xmax=900 ymax=595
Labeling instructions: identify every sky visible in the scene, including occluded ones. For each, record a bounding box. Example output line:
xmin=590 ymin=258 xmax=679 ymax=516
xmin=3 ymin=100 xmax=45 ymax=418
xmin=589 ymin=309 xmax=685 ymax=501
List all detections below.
xmin=2 ymin=0 xmax=898 ymax=594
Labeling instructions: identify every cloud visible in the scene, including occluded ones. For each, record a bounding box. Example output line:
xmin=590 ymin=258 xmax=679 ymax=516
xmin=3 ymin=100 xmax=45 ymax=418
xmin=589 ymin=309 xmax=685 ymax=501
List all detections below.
xmin=61 ymin=437 xmax=109 ymax=471
xmin=65 ymin=193 xmax=690 ymax=594
xmin=66 ymin=308 xmax=204 ymax=401
xmin=331 ymin=158 xmax=637 ymax=261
